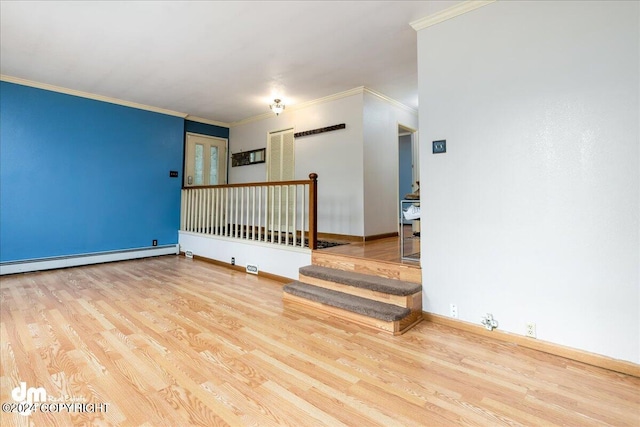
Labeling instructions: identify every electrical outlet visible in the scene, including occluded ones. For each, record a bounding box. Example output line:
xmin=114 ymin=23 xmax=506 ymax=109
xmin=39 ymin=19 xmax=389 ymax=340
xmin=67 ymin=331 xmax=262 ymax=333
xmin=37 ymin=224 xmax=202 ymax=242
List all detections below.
xmin=481 ymin=313 xmax=498 ymax=330
xmin=231 ymin=257 xmax=235 ymax=265
xmin=450 ymin=304 xmax=458 ymax=318
xmin=152 ymin=239 xmax=158 ymax=246
xmin=526 ymin=322 xmax=536 ymax=338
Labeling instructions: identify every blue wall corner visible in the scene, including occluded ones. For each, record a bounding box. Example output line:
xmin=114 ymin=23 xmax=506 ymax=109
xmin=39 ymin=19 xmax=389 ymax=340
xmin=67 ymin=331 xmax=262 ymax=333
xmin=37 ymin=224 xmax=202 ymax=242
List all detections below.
xmin=0 ymin=81 xmax=185 ymax=262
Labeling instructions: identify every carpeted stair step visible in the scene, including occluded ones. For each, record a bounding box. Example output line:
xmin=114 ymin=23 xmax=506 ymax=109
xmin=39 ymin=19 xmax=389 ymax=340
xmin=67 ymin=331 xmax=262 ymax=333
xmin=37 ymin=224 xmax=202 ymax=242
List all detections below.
xmin=299 ymin=265 xmax=421 ymax=296
xmin=283 ymin=281 xmax=411 ymax=322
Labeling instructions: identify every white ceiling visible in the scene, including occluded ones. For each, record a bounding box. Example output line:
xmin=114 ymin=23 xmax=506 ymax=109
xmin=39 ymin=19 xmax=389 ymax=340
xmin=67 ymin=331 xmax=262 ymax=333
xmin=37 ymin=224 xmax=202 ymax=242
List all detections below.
xmin=0 ymin=1 xmax=458 ymax=124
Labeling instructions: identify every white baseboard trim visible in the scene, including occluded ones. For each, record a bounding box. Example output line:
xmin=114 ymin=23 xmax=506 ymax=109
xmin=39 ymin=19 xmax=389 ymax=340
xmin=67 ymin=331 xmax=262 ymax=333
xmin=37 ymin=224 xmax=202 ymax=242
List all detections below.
xmin=0 ymin=245 xmax=179 ymax=275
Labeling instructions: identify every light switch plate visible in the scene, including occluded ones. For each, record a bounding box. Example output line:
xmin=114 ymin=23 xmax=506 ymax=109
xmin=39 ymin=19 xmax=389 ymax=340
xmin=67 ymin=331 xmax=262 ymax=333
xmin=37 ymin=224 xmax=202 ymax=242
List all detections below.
xmin=433 ymin=140 xmax=446 ymax=154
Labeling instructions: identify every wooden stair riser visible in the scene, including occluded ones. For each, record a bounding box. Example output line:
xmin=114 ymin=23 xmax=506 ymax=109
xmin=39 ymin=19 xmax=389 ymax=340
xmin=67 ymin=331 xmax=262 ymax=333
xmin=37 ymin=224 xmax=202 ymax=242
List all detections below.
xmin=397 ymin=310 xmax=424 ymax=333
xmin=312 ymin=251 xmax=421 ymax=284
xmin=298 ymin=273 xmax=422 ymax=310
xmin=283 ymin=292 xmax=422 ymax=335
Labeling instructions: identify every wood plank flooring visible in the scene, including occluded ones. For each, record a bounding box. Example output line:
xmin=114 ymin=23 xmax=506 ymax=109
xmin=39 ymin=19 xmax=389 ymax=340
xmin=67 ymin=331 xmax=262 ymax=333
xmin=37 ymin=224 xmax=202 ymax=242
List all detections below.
xmin=1 ymin=255 xmax=638 ymax=426
xmin=321 ymin=226 xmax=420 ymax=265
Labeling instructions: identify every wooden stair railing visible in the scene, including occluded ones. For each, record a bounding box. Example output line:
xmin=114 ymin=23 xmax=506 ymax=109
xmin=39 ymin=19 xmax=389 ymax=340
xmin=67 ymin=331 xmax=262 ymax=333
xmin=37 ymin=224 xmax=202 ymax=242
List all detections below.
xmin=181 ymin=173 xmax=318 ymax=250
xmin=308 ymin=173 xmax=318 ymax=250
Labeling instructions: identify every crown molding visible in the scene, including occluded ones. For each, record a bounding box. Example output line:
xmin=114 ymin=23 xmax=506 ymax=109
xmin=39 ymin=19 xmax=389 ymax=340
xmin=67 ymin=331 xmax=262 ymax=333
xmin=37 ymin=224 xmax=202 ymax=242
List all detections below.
xmin=230 ymin=111 xmax=278 ymax=128
xmin=185 ymin=115 xmax=230 ymax=128
xmin=410 ymin=0 xmax=496 ymax=31
xmin=230 ymin=86 xmax=416 ymax=127
xmin=0 ymin=74 xmax=188 ymax=118
xmin=362 ymin=87 xmax=417 ymax=116
xmin=1 ymin=75 xmax=417 ymax=127
xmin=229 ymin=87 xmax=366 ymax=127
xmin=295 ymin=86 xmax=366 ymax=110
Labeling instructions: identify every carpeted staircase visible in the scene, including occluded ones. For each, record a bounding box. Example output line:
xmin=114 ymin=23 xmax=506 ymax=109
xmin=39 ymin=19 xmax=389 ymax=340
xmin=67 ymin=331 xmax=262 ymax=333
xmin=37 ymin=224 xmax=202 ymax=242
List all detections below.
xmin=283 ymin=253 xmax=423 ymax=335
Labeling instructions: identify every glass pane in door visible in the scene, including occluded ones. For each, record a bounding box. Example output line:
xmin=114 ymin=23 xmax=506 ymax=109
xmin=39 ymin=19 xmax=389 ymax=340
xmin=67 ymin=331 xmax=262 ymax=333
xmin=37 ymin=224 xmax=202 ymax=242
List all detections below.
xmin=194 ymin=144 xmax=204 ymax=185
xmin=209 ymin=146 xmax=219 ymax=185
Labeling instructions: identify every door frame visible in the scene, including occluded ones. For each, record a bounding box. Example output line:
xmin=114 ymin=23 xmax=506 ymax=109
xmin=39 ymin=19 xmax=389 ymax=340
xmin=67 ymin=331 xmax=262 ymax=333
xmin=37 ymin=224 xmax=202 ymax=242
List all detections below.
xmin=184 ymin=132 xmax=229 ymax=187
xmin=397 ymin=124 xmax=419 ymax=234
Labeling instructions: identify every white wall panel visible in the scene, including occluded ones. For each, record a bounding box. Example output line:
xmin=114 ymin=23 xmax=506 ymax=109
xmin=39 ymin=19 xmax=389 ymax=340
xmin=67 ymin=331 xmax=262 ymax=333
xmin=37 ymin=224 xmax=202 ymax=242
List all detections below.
xmin=363 ymin=92 xmax=418 ymax=236
xmin=179 ymin=232 xmax=310 ymax=280
xmin=417 ymin=1 xmax=639 ymax=362
xmin=230 ymin=93 xmax=365 ymax=236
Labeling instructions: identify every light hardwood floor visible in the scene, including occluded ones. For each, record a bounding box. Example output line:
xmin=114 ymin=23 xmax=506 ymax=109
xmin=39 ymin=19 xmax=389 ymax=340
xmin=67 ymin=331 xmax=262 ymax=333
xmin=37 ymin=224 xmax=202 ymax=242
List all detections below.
xmin=321 ymin=227 xmax=420 ymax=265
xmin=1 ymin=256 xmax=638 ymax=426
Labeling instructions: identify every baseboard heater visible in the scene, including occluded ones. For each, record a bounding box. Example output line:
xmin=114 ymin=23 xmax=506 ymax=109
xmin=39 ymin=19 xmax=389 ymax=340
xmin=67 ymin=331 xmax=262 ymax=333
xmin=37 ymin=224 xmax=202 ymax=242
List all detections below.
xmin=0 ymin=244 xmax=179 ymax=275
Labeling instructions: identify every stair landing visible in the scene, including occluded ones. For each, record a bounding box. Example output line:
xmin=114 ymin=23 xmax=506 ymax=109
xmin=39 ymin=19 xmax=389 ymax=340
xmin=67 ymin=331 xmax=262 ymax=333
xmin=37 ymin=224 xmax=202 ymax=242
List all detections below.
xmin=312 ymin=251 xmax=421 ymax=284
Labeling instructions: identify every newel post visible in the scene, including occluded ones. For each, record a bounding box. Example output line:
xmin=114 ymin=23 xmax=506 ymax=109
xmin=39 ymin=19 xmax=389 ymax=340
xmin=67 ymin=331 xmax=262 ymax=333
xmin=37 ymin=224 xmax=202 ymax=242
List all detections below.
xmin=308 ymin=173 xmax=318 ymax=250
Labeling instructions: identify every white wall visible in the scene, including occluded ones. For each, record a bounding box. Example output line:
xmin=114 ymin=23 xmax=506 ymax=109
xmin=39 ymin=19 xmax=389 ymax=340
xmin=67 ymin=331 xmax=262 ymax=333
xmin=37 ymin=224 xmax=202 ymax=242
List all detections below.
xmin=179 ymin=232 xmax=311 ymax=280
xmin=362 ymin=92 xmax=418 ymax=236
xmin=417 ymin=1 xmax=639 ymax=363
xmin=230 ymin=93 xmax=365 ymax=236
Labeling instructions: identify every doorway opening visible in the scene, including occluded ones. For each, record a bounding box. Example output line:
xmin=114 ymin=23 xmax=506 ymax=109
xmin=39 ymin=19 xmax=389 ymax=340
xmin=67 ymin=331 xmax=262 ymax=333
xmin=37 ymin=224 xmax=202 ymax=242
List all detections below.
xmin=398 ymin=125 xmax=419 ymax=215
xmin=398 ymin=124 xmax=420 ymax=261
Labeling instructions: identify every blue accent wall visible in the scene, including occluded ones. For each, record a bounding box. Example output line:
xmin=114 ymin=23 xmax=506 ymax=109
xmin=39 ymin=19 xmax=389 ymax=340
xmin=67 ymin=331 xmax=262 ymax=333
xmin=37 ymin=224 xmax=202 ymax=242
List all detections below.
xmin=0 ymin=82 xmax=185 ymax=262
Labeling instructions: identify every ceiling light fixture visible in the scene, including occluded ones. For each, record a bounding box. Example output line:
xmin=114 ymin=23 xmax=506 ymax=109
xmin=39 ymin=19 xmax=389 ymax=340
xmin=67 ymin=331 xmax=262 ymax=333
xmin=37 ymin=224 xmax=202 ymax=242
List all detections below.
xmin=270 ymin=99 xmax=285 ymax=116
